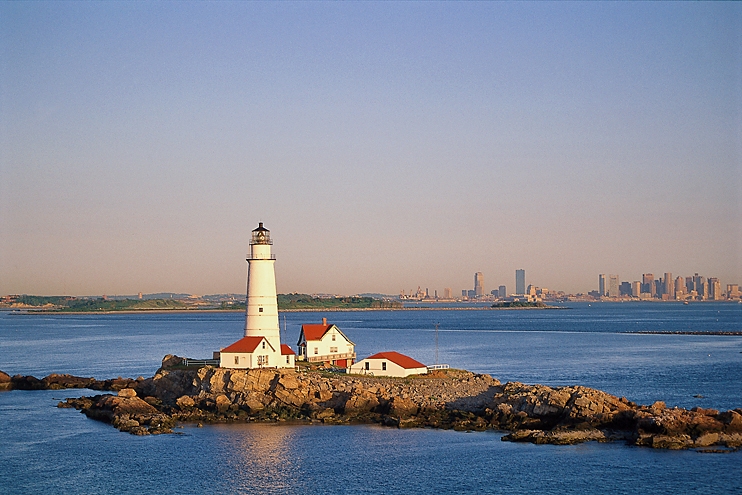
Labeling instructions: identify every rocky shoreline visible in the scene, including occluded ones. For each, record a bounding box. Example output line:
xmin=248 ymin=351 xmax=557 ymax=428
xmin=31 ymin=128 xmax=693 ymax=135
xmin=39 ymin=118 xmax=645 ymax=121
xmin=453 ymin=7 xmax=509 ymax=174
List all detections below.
xmin=3 ymin=357 xmax=741 ymax=451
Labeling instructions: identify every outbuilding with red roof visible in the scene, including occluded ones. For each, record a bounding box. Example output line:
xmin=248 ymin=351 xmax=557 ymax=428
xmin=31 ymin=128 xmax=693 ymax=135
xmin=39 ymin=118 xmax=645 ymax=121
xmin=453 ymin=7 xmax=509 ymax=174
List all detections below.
xmin=348 ymin=351 xmax=428 ymax=377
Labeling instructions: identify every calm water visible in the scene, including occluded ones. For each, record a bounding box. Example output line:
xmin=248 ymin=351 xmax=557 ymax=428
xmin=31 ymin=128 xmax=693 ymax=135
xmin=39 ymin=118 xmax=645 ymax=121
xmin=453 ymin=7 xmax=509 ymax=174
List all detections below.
xmin=1 ymin=302 xmax=741 ymax=494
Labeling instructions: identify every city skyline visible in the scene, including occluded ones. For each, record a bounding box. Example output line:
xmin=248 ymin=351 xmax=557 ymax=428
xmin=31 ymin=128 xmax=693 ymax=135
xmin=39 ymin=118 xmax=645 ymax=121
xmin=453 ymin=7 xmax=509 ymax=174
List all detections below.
xmin=1 ymin=2 xmax=740 ymax=297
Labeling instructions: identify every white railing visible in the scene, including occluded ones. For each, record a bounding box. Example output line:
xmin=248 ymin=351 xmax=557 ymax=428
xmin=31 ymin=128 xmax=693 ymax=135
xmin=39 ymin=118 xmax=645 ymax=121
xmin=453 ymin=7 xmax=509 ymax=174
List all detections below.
xmin=305 ymin=352 xmax=356 ymax=363
xmin=182 ymin=358 xmax=220 ymax=367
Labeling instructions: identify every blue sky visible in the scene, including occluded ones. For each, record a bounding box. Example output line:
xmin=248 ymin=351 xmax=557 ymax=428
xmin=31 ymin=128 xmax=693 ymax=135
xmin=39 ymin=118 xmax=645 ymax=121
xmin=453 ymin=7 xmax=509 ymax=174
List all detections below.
xmin=1 ymin=1 xmax=740 ymax=296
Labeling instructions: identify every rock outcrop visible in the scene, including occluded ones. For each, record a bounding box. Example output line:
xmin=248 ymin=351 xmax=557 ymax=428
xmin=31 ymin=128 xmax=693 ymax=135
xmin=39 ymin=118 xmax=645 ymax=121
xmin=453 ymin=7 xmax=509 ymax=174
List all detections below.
xmin=4 ymin=359 xmax=740 ymax=450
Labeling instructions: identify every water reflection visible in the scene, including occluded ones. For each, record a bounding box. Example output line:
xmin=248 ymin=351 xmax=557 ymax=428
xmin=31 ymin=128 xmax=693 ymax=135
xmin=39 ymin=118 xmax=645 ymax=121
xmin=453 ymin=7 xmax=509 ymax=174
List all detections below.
xmin=212 ymin=423 xmax=301 ymax=493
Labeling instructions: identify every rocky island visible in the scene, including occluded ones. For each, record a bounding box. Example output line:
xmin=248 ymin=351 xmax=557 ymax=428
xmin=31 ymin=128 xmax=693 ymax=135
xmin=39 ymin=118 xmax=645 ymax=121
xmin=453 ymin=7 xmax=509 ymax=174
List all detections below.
xmin=2 ymin=357 xmax=740 ymax=452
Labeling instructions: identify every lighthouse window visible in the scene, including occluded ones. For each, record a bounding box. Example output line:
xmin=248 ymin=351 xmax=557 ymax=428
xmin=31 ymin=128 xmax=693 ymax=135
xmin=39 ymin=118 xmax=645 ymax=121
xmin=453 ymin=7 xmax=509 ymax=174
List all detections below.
xmin=259 ymin=307 xmax=263 ymax=313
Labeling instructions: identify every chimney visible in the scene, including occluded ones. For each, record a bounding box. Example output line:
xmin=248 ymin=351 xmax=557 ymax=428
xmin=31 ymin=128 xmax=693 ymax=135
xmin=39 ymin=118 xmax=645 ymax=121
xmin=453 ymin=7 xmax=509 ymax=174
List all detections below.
xmin=323 ymin=318 xmax=327 ymax=325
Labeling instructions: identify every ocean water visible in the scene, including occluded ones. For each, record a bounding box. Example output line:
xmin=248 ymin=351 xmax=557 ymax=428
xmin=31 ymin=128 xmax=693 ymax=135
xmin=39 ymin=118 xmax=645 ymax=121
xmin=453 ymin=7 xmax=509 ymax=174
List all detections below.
xmin=1 ymin=302 xmax=740 ymax=494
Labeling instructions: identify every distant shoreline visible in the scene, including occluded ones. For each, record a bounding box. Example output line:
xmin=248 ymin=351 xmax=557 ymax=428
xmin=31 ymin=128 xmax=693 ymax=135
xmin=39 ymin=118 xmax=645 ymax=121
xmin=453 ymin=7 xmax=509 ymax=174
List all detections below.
xmin=4 ymin=305 xmax=569 ymax=315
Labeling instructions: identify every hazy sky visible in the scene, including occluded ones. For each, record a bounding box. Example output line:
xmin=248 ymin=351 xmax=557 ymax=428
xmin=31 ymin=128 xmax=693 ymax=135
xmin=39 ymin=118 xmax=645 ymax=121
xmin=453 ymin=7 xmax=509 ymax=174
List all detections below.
xmin=1 ymin=1 xmax=740 ymax=297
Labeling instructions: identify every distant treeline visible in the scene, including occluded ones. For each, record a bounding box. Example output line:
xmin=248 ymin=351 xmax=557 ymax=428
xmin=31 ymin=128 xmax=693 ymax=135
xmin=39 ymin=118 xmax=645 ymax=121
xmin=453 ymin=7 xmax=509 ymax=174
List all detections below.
xmin=4 ymin=294 xmax=401 ymax=312
xmin=4 ymin=295 xmax=189 ymax=312
xmin=276 ymin=294 xmax=402 ymax=310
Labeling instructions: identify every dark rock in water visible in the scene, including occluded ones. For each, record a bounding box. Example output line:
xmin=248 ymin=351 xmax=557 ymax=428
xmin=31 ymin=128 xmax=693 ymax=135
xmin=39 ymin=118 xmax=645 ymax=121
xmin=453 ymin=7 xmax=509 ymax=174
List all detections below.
xmin=42 ymin=374 xmax=95 ymax=390
xmin=10 ymin=374 xmax=44 ymax=390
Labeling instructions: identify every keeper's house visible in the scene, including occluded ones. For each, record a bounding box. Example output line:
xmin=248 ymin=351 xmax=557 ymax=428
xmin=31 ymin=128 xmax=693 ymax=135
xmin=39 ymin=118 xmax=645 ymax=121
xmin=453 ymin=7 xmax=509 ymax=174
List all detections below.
xmin=219 ymin=336 xmax=295 ymax=369
xmin=348 ymin=351 xmax=428 ymax=377
xmin=297 ymin=318 xmax=356 ymax=367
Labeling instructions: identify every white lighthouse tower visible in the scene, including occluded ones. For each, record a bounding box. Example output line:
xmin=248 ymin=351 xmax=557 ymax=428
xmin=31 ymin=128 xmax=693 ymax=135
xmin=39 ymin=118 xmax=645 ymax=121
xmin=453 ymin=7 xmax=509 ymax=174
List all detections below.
xmin=244 ymin=222 xmax=281 ymax=352
xmin=218 ymin=222 xmax=295 ymax=369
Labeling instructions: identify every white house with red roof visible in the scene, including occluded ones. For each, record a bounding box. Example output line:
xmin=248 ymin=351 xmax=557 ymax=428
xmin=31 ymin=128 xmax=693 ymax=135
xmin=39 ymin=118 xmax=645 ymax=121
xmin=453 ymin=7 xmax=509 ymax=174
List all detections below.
xmin=297 ymin=318 xmax=356 ymax=367
xmin=219 ymin=336 xmax=295 ymax=369
xmin=348 ymin=351 xmax=428 ymax=377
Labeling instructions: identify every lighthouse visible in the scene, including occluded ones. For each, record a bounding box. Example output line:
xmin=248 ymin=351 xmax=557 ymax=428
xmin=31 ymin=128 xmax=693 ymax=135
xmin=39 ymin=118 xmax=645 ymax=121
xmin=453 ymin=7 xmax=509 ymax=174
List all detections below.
xmin=244 ymin=222 xmax=281 ymax=352
xmin=218 ymin=222 xmax=295 ymax=369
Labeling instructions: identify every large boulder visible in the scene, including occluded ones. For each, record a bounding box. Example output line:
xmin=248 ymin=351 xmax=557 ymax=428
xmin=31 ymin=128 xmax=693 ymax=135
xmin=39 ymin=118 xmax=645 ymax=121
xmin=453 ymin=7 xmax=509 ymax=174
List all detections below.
xmin=0 ymin=371 xmax=12 ymax=390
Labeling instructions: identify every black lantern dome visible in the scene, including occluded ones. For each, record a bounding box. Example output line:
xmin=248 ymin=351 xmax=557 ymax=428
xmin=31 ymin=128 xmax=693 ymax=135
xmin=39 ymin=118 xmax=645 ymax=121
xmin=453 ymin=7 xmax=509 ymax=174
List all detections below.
xmin=250 ymin=222 xmax=272 ymax=245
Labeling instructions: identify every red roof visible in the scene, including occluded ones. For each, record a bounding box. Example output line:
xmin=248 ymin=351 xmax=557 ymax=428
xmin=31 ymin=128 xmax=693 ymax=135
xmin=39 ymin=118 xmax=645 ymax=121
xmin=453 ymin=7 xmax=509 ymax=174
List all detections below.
xmin=298 ymin=324 xmax=355 ymax=346
xmin=221 ymin=336 xmax=272 ymax=353
xmin=300 ymin=324 xmax=332 ymax=342
xmin=281 ymin=344 xmax=295 ymax=356
xmin=364 ymin=351 xmax=425 ymax=369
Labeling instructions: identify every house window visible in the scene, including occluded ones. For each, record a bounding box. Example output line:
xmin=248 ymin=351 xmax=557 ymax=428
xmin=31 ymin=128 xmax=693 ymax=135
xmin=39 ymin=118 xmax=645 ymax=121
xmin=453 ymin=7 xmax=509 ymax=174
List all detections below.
xmin=365 ymin=362 xmax=369 ymax=370
xmin=286 ymin=355 xmax=290 ymax=364
xmin=314 ymin=347 xmax=318 ymax=355
xmin=332 ymin=334 xmax=336 ymax=341
xmin=262 ymin=341 xmax=266 ymax=349
xmin=330 ymin=347 xmax=338 ymax=353
xmin=382 ymin=362 xmax=386 ymax=371
xmin=234 ymin=356 xmax=239 ymax=365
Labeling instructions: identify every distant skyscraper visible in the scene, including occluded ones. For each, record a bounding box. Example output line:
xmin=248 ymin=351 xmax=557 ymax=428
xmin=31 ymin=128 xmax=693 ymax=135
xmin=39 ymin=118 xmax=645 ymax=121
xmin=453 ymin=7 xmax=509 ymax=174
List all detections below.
xmin=515 ymin=269 xmax=525 ymax=295
xmin=708 ymin=278 xmax=721 ymax=300
xmin=474 ymin=272 xmax=484 ymax=297
xmin=608 ymin=275 xmax=619 ymax=297
xmin=599 ymin=274 xmax=607 ymax=296
xmin=620 ymin=282 xmax=631 ymax=296
xmin=727 ymin=284 xmax=740 ymax=300
xmin=631 ymin=281 xmax=641 ymax=297
xmin=675 ymin=276 xmax=685 ymax=297
xmin=692 ymin=274 xmax=707 ymax=300
xmin=643 ymin=274 xmax=655 ymax=296
xmin=443 ymin=288 xmax=452 ymax=299
xmin=499 ymin=285 xmax=507 ymax=298
xmin=663 ymin=273 xmax=674 ymax=299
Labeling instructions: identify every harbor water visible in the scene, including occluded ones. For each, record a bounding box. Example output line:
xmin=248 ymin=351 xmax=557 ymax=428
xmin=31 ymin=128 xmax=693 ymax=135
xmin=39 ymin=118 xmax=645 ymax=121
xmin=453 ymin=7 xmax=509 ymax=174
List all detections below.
xmin=1 ymin=302 xmax=740 ymax=494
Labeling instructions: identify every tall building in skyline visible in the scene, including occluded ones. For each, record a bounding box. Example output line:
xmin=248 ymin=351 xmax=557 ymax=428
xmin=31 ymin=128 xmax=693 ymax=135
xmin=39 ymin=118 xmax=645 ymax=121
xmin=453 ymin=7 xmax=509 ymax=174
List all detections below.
xmin=599 ymin=274 xmax=607 ymax=296
xmin=499 ymin=285 xmax=507 ymax=298
xmin=608 ymin=275 xmax=619 ymax=297
xmin=474 ymin=272 xmax=484 ymax=297
xmin=708 ymin=278 xmax=721 ymax=300
xmin=643 ymin=274 xmax=655 ymax=296
xmin=443 ymin=287 xmax=452 ymax=299
xmin=663 ymin=273 xmax=674 ymax=299
xmin=515 ymin=269 xmax=525 ymax=295
xmin=631 ymin=281 xmax=641 ymax=297
xmin=675 ymin=276 xmax=685 ymax=297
